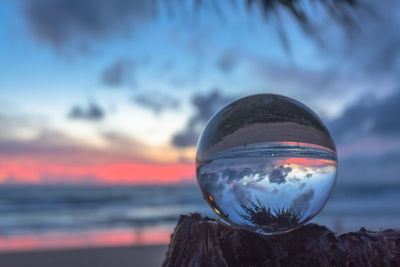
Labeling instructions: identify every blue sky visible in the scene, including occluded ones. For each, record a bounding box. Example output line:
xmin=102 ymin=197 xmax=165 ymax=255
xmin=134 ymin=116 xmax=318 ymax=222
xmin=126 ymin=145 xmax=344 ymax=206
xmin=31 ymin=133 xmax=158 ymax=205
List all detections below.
xmin=0 ymin=0 xmax=399 ymax=185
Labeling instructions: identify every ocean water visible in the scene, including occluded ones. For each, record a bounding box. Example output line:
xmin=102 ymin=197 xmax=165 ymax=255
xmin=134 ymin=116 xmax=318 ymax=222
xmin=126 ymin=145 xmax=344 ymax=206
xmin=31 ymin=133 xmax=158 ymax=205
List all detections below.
xmin=0 ymin=184 xmax=399 ymax=251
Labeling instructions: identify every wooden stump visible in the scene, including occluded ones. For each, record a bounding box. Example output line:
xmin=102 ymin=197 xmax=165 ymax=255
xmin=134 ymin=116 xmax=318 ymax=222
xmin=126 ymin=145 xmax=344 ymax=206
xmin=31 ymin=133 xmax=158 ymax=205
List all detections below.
xmin=162 ymin=213 xmax=400 ymax=267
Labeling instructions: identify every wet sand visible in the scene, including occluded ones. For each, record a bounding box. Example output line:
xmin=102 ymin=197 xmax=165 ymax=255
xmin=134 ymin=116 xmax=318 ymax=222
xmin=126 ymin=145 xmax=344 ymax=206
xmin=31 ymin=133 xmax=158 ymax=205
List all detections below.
xmin=0 ymin=245 xmax=168 ymax=267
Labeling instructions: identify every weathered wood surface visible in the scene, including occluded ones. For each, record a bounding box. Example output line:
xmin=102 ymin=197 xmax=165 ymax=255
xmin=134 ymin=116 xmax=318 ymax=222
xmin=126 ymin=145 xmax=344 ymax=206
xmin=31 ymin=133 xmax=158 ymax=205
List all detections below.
xmin=162 ymin=213 xmax=400 ymax=267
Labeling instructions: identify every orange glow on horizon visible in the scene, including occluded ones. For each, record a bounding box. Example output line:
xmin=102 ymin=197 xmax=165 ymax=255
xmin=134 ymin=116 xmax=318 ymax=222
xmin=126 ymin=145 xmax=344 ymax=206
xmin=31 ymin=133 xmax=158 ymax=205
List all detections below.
xmin=0 ymin=156 xmax=195 ymax=185
xmin=0 ymin=228 xmax=172 ymax=252
xmin=276 ymin=157 xmax=337 ymax=168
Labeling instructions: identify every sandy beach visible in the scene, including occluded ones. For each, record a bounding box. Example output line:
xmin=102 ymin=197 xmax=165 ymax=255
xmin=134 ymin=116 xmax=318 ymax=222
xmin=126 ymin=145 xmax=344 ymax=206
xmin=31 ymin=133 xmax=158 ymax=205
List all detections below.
xmin=200 ymin=122 xmax=335 ymax=160
xmin=0 ymin=245 xmax=168 ymax=267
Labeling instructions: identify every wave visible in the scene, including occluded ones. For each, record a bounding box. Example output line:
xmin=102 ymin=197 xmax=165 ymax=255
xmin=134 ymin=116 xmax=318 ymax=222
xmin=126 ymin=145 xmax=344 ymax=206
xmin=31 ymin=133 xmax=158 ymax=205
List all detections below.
xmin=0 ymin=184 xmax=399 ymax=236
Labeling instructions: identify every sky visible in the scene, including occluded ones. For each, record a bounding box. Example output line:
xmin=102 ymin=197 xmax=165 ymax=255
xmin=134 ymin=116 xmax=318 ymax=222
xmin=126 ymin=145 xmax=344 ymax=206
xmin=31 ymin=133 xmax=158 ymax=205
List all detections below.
xmin=0 ymin=0 xmax=399 ymax=186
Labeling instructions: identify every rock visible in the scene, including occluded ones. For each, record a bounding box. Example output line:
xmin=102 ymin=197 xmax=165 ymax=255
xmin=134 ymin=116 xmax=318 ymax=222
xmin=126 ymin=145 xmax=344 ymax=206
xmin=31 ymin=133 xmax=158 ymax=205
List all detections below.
xmin=162 ymin=213 xmax=400 ymax=267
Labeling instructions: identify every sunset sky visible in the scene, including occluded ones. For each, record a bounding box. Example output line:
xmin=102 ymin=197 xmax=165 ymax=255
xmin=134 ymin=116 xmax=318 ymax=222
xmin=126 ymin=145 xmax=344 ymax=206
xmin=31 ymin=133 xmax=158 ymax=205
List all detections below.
xmin=1 ymin=0 xmax=399 ymax=185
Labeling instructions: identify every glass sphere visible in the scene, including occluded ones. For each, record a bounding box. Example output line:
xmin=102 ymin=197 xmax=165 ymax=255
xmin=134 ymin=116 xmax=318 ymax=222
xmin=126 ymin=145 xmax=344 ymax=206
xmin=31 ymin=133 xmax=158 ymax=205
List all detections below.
xmin=196 ymin=94 xmax=337 ymax=234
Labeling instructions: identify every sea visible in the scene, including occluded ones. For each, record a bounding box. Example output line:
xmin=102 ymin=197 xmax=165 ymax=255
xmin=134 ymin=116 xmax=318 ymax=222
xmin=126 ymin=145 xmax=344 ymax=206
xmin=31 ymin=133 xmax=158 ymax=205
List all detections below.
xmin=0 ymin=184 xmax=399 ymax=252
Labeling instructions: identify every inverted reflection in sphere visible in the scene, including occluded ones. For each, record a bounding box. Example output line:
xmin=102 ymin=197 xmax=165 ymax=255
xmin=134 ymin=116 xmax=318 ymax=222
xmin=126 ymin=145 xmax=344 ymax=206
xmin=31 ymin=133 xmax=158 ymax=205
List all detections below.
xmin=196 ymin=94 xmax=337 ymax=234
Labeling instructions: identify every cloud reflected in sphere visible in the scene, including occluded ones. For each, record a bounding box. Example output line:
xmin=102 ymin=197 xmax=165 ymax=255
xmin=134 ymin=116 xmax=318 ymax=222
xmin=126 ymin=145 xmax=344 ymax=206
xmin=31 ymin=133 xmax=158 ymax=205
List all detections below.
xmin=196 ymin=94 xmax=338 ymax=234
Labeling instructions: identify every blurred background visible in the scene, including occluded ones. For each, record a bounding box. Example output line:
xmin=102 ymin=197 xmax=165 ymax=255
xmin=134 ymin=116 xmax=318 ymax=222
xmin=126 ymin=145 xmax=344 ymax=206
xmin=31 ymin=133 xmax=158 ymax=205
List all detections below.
xmin=0 ymin=0 xmax=399 ymax=257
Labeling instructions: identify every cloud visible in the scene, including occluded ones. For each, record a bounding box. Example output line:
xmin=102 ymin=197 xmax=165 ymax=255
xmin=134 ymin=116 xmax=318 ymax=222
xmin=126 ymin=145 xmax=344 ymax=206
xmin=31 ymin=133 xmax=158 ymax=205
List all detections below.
xmin=21 ymin=0 xmax=154 ymax=49
xmin=0 ymin=127 xmax=173 ymax=167
xmin=248 ymin=58 xmax=380 ymax=117
xmin=268 ymin=166 xmax=292 ymax=184
xmin=316 ymin=0 xmax=400 ymax=76
xmin=171 ymin=129 xmax=197 ymax=149
xmin=251 ymin=59 xmax=371 ymax=100
xmin=0 ymin=130 xmax=79 ymax=157
xmin=217 ymin=51 xmax=239 ymax=74
xmin=68 ymin=102 xmax=105 ymax=121
xmin=253 ymin=61 xmax=323 ymax=87
xmin=291 ymin=188 xmax=314 ymax=213
xmin=171 ymin=89 xmax=234 ymax=148
xmin=246 ymin=1 xmax=399 ymax=112
xmin=329 ymin=90 xmax=400 ymax=142
xmin=198 ymin=167 xmax=252 ymax=204
xmin=102 ymin=59 xmax=135 ymax=87
xmin=351 ymin=2 xmax=400 ymax=74
xmin=0 ymin=109 xmax=194 ymax=169
xmin=326 ymin=89 xmax=400 ymax=185
xmin=133 ymin=93 xmax=180 ymax=114
xmin=198 ymin=172 xmax=222 ymax=195
xmin=197 ymin=157 xmax=276 ymax=203
xmin=0 ymin=112 xmax=44 ymax=141
xmin=222 ymin=168 xmax=254 ymax=183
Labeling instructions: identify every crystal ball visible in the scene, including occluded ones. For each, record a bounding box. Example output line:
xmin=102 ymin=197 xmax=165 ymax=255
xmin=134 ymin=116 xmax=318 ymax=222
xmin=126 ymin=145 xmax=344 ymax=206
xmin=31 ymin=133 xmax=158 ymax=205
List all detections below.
xmin=196 ymin=94 xmax=337 ymax=234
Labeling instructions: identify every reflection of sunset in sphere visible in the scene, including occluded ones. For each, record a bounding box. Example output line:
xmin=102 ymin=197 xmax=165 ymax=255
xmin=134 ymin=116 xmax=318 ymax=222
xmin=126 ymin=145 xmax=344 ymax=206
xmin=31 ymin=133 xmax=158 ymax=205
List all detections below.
xmin=196 ymin=94 xmax=337 ymax=234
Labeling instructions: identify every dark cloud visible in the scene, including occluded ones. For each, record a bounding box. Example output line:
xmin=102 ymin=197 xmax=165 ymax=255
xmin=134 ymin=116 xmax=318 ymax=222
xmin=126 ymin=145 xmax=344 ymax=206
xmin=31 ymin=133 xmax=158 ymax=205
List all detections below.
xmin=346 ymin=1 xmax=400 ymax=75
xmin=329 ymin=90 xmax=400 ymax=142
xmin=0 ymin=130 xmax=78 ymax=156
xmin=21 ymin=0 xmax=154 ymax=49
xmin=327 ymin=89 xmax=400 ymax=185
xmin=291 ymin=188 xmax=315 ymax=213
xmin=269 ymin=166 xmax=292 ymax=184
xmin=315 ymin=0 xmax=400 ymax=76
xmin=248 ymin=59 xmax=368 ymax=110
xmin=251 ymin=60 xmax=356 ymax=101
xmin=171 ymin=129 xmax=198 ymax=148
xmin=102 ymin=59 xmax=135 ymax=87
xmin=248 ymin=1 xmax=399 ymax=103
xmin=68 ymin=103 xmax=105 ymax=121
xmin=172 ymin=89 xmax=233 ymax=148
xmin=253 ymin=61 xmax=322 ymax=86
xmin=133 ymin=93 xmax=180 ymax=114
xmin=217 ymin=51 xmax=238 ymax=74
